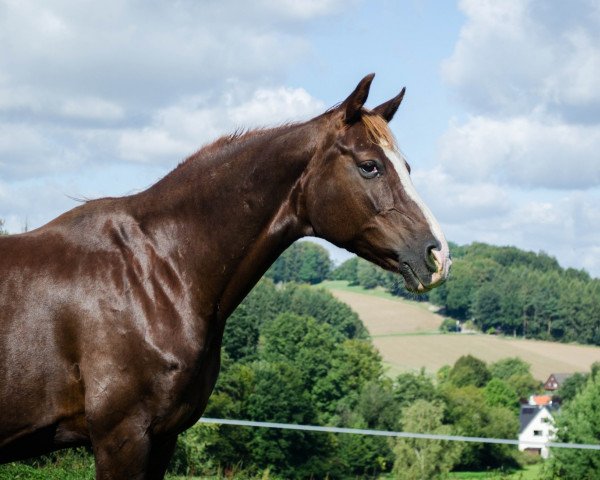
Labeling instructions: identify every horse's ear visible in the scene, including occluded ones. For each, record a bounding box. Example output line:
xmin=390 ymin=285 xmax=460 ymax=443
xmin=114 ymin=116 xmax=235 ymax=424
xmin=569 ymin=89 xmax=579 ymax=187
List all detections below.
xmin=372 ymin=87 xmax=406 ymax=122
xmin=342 ymin=73 xmax=375 ymax=124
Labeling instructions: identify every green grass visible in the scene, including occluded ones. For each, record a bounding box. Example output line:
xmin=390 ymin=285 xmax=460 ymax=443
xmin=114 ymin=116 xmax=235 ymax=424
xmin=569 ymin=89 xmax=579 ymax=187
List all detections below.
xmin=447 ymin=463 xmax=542 ymax=479
xmin=0 ymin=453 xmax=95 ymax=480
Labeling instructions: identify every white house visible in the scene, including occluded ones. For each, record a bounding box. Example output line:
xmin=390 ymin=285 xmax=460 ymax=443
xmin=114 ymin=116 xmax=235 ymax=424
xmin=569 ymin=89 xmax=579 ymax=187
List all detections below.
xmin=518 ymin=402 xmax=557 ymax=459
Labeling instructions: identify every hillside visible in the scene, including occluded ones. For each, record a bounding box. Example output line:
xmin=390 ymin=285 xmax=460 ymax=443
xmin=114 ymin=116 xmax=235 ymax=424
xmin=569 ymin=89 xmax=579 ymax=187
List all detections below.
xmin=322 ymin=281 xmax=600 ymax=381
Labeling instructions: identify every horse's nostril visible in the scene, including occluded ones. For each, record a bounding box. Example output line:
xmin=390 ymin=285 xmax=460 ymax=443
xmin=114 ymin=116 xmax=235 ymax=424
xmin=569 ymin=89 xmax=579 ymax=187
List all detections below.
xmin=425 ymin=245 xmax=438 ymax=273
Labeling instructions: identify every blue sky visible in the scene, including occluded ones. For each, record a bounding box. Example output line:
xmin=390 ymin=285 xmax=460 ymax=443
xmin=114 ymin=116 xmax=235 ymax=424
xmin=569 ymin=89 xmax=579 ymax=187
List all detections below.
xmin=1 ymin=0 xmax=599 ymax=276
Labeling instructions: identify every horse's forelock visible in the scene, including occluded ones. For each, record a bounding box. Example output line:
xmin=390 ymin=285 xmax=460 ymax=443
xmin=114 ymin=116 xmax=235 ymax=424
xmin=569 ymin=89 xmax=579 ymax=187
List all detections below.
xmin=361 ymin=113 xmax=397 ymax=149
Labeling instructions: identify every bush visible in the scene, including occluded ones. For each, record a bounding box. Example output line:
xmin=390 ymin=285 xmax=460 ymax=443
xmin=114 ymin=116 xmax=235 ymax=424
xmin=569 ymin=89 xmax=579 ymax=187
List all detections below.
xmin=440 ymin=318 xmax=460 ymax=332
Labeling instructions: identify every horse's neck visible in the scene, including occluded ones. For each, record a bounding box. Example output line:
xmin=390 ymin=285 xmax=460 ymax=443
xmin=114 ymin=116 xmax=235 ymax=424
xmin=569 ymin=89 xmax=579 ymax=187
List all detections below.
xmin=133 ymin=121 xmax=324 ymax=319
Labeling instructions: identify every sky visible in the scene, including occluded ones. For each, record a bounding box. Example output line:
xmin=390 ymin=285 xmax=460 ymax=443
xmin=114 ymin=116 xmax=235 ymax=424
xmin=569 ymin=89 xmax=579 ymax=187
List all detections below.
xmin=0 ymin=0 xmax=599 ymax=277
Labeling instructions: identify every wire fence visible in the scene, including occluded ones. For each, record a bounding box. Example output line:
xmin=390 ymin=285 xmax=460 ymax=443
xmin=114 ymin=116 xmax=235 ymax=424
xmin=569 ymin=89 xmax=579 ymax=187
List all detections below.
xmin=199 ymin=417 xmax=600 ymax=451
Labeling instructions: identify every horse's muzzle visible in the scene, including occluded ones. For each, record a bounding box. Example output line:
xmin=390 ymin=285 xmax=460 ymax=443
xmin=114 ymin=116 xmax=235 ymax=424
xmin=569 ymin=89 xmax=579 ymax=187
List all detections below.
xmin=402 ymin=248 xmax=451 ymax=293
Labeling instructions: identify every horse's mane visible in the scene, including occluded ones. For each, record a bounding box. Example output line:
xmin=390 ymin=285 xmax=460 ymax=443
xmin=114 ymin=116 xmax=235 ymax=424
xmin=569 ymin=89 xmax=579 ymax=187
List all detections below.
xmin=172 ymin=123 xmax=297 ymax=174
xmin=168 ymin=109 xmax=396 ymax=178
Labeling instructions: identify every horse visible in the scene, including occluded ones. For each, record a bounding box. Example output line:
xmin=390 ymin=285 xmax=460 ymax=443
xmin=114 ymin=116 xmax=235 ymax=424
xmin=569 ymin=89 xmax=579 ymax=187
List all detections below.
xmin=0 ymin=74 xmax=451 ymax=479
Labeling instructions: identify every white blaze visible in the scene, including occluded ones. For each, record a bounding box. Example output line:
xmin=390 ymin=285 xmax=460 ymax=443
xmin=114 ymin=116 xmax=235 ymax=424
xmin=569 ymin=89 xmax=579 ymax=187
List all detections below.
xmin=381 ymin=145 xmax=451 ymax=279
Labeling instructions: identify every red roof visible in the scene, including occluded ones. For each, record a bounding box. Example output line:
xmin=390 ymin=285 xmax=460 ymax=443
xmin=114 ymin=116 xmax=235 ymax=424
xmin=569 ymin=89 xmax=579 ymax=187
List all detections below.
xmin=531 ymin=395 xmax=552 ymax=406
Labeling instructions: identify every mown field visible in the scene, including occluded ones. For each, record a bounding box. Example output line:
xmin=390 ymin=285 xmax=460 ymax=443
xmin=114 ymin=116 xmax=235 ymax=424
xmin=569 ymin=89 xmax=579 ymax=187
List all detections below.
xmin=320 ymin=281 xmax=600 ymax=380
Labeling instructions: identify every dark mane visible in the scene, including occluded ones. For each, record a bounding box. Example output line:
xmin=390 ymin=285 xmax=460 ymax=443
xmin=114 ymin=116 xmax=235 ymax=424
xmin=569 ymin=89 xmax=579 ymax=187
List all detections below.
xmin=175 ymin=122 xmax=303 ymax=171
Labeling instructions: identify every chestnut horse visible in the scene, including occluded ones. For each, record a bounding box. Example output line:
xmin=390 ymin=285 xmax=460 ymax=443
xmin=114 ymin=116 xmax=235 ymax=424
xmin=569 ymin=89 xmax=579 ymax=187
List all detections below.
xmin=0 ymin=74 xmax=450 ymax=478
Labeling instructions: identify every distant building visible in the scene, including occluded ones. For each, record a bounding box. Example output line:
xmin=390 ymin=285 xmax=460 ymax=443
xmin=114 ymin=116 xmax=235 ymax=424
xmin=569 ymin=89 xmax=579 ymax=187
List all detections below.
xmin=518 ymin=397 xmax=558 ymax=459
xmin=543 ymin=373 xmax=573 ymax=392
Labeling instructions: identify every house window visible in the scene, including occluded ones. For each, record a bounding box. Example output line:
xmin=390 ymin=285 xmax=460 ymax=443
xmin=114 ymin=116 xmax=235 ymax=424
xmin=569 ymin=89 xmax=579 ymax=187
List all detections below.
xmin=533 ymin=430 xmax=543 ymax=436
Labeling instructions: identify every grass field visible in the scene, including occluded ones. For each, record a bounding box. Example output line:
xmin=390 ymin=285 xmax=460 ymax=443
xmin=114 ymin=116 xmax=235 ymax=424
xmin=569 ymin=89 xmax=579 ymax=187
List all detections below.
xmin=448 ymin=463 xmax=542 ymax=479
xmin=320 ymin=281 xmax=600 ymax=380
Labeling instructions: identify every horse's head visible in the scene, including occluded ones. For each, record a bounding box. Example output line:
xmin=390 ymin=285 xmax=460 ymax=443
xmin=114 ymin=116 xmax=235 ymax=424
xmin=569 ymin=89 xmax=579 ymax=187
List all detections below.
xmin=303 ymin=74 xmax=451 ymax=293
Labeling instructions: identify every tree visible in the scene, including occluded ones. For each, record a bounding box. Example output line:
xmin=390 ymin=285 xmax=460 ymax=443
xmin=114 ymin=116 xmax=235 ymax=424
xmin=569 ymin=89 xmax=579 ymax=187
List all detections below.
xmin=543 ymin=373 xmax=600 ymax=479
xmin=393 ymin=400 xmax=462 ymax=480
xmin=330 ymin=257 xmax=359 ymax=284
xmin=356 ymin=258 xmax=384 ymax=289
xmin=489 ymin=357 xmax=531 ymax=380
xmin=473 ymin=283 xmax=503 ymax=332
xmin=222 ymin=279 xmax=280 ymax=361
xmin=0 ymin=219 xmax=7 ymax=235
xmin=508 ymin=373 xmax=541 ymax=399
xmin=489 ymin=357 xmax=539 ymax=398
xmin=484 ymin=378 xmax=519 ymax=411
xmin=260 ymin=312 xmax=338 ymax=396
xmin=442 ymin=385 xmax=519 ymax=470
xmin=246 ymin=361 xmax=336 ymax=478
xmin=334 ymin=381 xmax=397 ymax=476
xmin=313 ymin=339 xmax=383 ymax=415
xmin=557 ymin=372 xmax=588 ymax=404
xmin=278 ymin=284 xmax=367 ymax=340
xmin=266 ymin=241 xmax=331 ymax=284
xmin=394 ymin=369 xmax=440 ymax=411
xmin=447 ymin=355 xmax=491 ymax=388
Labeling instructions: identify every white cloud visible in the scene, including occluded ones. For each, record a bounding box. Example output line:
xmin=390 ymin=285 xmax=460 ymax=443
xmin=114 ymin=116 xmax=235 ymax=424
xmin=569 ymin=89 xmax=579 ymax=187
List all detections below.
xmin=442 ymin=0 xmax=600 ymax=118
xmin=436 ymin=0 xmax=600 ymax=276
xmin=0 ymin=0 xmax=341 ymax=117
xmin=59 ymin=97 xmax=124 ymax=122
xmin=436 ymin=187 xmax=600 ymax=276
xmin=0 ymin=0 xmax=343 ymax=178
xmin=412 ymin=167 xmax=511 ymax=223
xmin=439 ymin=115 xmax=600 ymax=189
xmin=119 ymin=86 xmax=324 ymax=164
xmin=0 ymin=123 xmax=88 ymax=179
xmin=258 ymin=0 xmax=351 ymax=20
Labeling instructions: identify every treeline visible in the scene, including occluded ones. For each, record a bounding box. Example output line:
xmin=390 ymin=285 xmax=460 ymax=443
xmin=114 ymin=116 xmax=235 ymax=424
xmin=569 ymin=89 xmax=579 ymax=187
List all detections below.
xmin=267 ymin=241 xmax=420 ymax=300
xmin=166 ymin=279 xmax=540 ymax=478
xmin=428 ymin=243 xmax=600 ymax=344
xmin=332 ymin=242 xmax=600 ymax=345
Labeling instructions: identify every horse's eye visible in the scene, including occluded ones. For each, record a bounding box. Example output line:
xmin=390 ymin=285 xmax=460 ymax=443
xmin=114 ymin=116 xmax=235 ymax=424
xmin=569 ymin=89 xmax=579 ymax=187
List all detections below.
xmin=358 ymin=161 xmax=380 ymax=179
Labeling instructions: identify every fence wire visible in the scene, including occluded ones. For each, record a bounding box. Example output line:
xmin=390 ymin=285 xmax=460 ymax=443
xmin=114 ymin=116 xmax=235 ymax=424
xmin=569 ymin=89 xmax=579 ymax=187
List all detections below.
xmin=199 ymin=417 xmax=600 ymax=451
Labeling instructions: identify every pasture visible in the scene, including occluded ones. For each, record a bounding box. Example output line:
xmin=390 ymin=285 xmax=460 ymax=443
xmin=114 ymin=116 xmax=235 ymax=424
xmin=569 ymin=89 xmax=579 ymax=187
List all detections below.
xmin=321 ymin=281 xmax=600 ymax=380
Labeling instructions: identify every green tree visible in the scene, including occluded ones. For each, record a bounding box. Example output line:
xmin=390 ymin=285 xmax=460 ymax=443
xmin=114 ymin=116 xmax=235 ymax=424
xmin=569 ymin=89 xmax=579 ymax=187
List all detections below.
xmin=442 ymin=385 xmax=519 ymax=470
xmin=447 ymin=355 xmax=491 ymax=388
xmin=394 ymin=369 xmax=439 ymax=411
xmin=266 ymin=241 xmax=331 ymax=284
xmin=278 ymin=284 xmax=367 ymax=340
xmin=508 ymin=373 xmax=541 ymax=399
xmin=484 ymin=378 xmax=519 ymax=411
xmin=246 ymin=361 xmax=335 ymax=478
xmin=260 ymin=312 xmax=338 ymax=396
xmin=356 ymin=258 xmax=384 ymax=289
xmin=314 ymin=339 xmax=383 ymax=415
xmin=334 ymin=381 xmax=397 ymax=476
xmin=473 ymin=283 xmax=503 ymax=332
xmin=356 ymin=379 xmax=400 ymax=430
xmin=222 ymin=279 xmax=280 ymax=361
xmin=393 ymin=400 xmax=462 ymax=480
xmin=489 ymin=357 xmax=539 ymax=398
xmin=557 ymin=372 xmax=589 ymax=404
xmin=543 ymin=373 xmax=600 ymax=479
xmin=330 ymin=257 xmax=359 ymax=284
xmin=489 ymin=357 xmax=531 ymax=380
